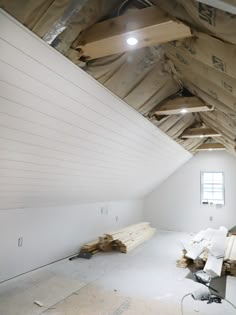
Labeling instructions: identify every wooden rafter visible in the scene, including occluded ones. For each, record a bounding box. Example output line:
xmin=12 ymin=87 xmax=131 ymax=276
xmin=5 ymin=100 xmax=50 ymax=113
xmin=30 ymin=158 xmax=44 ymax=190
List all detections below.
xmin=182 ymin=127 xmax=221 ymax=139
xmin=74 ymin=6 xmax=191 ymax=60
xmin=196 ymin=143 xmax=226 ymax=151
xmin=155 ymin=97 xmax=212 ymax=116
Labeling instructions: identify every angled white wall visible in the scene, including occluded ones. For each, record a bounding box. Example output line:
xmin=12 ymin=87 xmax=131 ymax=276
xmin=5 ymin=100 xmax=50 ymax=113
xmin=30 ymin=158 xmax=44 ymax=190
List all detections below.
xmin=0 ymin=10 xmax=191 ymax=209
xmin=0 ymin=200 xmax=143 ymax=282
xmin=144 ymin=151 xmax=236 ymax=232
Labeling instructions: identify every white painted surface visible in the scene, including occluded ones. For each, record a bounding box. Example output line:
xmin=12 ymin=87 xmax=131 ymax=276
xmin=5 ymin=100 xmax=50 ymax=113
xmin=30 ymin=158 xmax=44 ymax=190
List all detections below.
xmin=0 ymin=200 xmax=143 ymax=282
xmin=0 ymin=10 xmax=191 ymax=209
xmin=144 ymin=151 xmax=236 ymax=232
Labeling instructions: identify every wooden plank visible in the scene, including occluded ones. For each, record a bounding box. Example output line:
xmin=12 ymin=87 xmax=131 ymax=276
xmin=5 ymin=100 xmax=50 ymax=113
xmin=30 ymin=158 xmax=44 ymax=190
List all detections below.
xmin=196 ymin=143 xmax=226 ymax=151
xmin=185 ymin=240 xmax=210 ymax=260
xmin=205 ymin=227 xmax=227 ymax=277
xmin=75 ymin=6 xmax=191 ymax=60
xmin=204 ymin=254 xmax=223 ymax=278
xmin=182 ymin=127 xmax=221 ymax=139
xmin=209 ymin=227 xmax=227 ymax=258
xmin=155 ymin=97 xmax=212 ymax=116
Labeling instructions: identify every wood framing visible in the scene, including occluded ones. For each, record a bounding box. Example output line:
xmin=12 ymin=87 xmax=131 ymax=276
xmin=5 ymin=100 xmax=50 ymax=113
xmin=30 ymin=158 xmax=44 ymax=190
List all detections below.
xmin=74 ymin=6 xmax=192 ymax=60
xmin=155 ymin=97 xmax=212 ymax=116
xmin=182 ymin=127 xmax=221 ymax=139
xmin=196 ymin=143 xmax=226 ymax=151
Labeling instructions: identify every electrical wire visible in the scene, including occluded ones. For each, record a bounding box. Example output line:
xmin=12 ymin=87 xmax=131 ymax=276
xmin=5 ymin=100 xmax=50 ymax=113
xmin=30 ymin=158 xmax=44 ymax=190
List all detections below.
xmin=181 ymin=293 xmax=191 ymax=315
xmin=180 ymin=292 xmax=236 ymax=315
xmin=117 ymin=0 xmax=130 ymax=16
xmin=223 ymin=298 xmax=236 ymax=311
xmin=137 ymin=0 xmax=153 ymax=6
xmin=117 ymin=0 xmax=153 ymax=16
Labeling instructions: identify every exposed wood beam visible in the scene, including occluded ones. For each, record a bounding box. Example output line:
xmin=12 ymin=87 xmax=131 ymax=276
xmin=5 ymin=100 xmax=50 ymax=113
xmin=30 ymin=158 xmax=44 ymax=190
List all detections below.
xmin=74 ymin=6 xmax=191 ymax=60
xmin=182 ymin=127 xmax=221 ymax=139
xmin=196 ymin=143 xmax=226 ymax=151
xmin=155 ymin=97 xmax=212 ymax=116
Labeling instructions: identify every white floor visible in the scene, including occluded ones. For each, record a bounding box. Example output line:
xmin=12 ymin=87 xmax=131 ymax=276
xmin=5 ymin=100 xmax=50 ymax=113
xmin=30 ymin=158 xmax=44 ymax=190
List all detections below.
xmin=0 ymin=231 xmax=236 ymax=315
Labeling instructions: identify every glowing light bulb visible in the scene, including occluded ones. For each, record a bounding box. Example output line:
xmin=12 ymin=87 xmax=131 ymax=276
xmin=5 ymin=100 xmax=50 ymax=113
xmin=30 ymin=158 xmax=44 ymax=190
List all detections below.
xmin=126 ymin=37 xmax=138 ymax=46
xmin=180 ymin=108 xmax=188 ymax=114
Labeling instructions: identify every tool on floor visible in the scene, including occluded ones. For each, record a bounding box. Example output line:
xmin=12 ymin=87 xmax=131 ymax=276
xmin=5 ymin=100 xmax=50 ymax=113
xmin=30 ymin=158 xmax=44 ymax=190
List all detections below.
xmin=181 ymin=287 xmax=236 ymax=315
xmin=69 ymin=251 xmax=93 ymax=260
xmin=193 ymin=270 xmax=219 ymax=293
xmin=191 ymin=286 xmax=211 ymax=301
xmin=181 ymin=270 xmax=236 ymax=314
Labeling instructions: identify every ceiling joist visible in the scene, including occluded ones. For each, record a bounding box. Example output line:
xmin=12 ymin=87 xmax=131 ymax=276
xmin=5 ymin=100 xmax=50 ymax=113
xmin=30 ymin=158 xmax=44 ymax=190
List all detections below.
xmin=155 ymin=97 xmax=212 ymax=116
xmin=74 ymin=6 xmax=192 ymax=60
xmin=182 ymin=127 xmax=221 ymax=139
xmin=196 ymin=143 xmax=226 ymax=151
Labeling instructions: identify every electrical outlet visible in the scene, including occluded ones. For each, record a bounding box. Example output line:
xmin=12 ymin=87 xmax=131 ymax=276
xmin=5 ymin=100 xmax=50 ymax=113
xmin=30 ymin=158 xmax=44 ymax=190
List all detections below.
xmin=101 ymin=206 xmax=109 ymax=215
xmin=18 ymin=237 xmax=23 ymax=247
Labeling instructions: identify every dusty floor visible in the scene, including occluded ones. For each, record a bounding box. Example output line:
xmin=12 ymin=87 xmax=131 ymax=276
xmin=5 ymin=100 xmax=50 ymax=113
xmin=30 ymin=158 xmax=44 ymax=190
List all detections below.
xmin=0 ymin=231 xmax=236 ymax=315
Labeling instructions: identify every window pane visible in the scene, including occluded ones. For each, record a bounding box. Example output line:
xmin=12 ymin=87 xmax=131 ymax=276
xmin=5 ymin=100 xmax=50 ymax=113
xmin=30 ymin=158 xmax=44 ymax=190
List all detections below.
xmin=203 ymin=173 xmax=213 ymax=181
xmin=213 ymin=173 xmax=223 ymax=181
xmin=201 ymin=172 xmax=224 ymax=205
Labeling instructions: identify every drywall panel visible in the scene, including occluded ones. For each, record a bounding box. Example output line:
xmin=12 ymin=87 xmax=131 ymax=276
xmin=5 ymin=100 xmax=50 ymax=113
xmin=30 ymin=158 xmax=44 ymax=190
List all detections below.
xmin=0 ymin=200 xmax=143 ymax=282
xmin=0 ymin=10 xmax=191 ymax=209
xmin=144 ymin=151 xmax=236 ymax=232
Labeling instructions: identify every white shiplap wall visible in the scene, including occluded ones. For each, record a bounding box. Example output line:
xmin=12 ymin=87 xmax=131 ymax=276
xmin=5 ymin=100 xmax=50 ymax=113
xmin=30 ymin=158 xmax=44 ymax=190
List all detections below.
xmin=0 ymin=10 xmax=192 ymax=209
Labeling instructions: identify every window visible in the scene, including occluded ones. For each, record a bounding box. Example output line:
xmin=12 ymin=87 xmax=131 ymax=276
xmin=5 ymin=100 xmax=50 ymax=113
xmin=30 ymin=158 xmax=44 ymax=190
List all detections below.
xmin=201 ymin=172 xmax=225 ymax=205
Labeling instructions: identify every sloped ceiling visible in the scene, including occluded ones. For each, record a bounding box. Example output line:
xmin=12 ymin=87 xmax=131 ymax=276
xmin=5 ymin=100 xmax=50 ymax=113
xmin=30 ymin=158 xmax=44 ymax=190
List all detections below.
xmin=0 ymin=10 xmax=191 ymax=209
xmin=1 ymin=1 xmax=236 ymax=156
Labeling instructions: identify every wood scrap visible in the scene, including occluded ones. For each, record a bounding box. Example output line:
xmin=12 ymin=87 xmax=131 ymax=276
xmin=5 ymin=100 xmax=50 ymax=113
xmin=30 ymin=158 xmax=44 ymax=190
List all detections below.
xmin=176 ymin=227 xmax=236 ymax=278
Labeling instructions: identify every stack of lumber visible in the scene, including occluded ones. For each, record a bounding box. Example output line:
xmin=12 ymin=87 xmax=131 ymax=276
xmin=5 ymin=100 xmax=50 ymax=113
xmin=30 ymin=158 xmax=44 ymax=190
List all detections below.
xmin=176 ymin=227 xmax=236 ymax=278
xmin=81 ymin=222 xmax=156 ymax=255
xmin=102 ymin=222 xmax=156 ymax=253
xmin=80 ymin=239 xmax=100 ymax=254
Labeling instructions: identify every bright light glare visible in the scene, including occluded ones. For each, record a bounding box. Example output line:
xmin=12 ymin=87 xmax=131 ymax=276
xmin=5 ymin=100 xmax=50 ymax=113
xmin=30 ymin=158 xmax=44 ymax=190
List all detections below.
xmin=208 ymin=148 xmax=213 ymax=151
xmin=180 ymin=108 xmax=188 ymax=114
xmin=200 ymin=135 xmax=204 ymax=138
xmin=126 ymin=37 xmax=138 ymax=46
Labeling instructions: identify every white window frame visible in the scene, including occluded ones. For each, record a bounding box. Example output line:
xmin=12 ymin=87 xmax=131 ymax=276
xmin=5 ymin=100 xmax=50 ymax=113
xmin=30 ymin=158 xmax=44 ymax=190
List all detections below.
xmin=200 ymin=171 xmax=225 ymax=205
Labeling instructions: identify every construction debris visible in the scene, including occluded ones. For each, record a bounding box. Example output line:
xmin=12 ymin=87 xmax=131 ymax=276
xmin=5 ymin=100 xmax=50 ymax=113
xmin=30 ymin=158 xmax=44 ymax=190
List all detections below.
xmin=81 ymin=222 xmax=156 ymax=255
xmin=177 ymin=227 xmax=236 ymax=277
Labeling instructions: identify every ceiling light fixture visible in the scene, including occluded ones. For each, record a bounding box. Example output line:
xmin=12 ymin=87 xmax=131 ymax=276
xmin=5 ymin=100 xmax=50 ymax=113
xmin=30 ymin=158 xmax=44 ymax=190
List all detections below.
xmin=126 ymin=37 xmax=138 ymax=46
xmin=200 ymin=135 xmax=204 ymax=138
xmin=180 ymin=108 xmax=188 ymax=114
xmin=208 ymin=148 xmax=213 ymax=151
